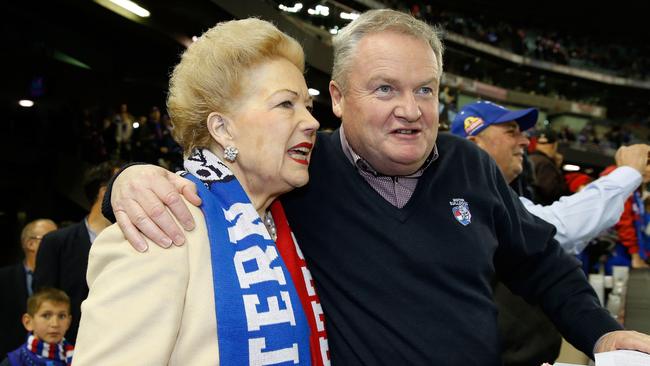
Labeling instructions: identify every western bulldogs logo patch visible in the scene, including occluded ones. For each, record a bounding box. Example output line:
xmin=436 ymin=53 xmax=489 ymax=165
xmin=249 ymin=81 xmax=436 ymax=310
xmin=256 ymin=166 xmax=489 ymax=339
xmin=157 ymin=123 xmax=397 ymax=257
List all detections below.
xmin=450 ymin=198 xmax=471 ymax=226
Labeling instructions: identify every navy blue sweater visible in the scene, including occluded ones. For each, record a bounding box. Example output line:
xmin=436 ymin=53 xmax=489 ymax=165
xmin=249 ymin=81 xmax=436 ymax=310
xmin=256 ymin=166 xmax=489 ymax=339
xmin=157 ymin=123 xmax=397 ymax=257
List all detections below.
xmin=282 ymin=130 xmax=621 ymax=365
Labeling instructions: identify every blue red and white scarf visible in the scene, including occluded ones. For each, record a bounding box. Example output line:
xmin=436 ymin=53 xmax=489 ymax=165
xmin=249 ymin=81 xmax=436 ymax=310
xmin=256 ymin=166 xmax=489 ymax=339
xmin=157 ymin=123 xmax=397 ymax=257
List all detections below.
xmin=6 ymin=333 xmax=73 ymax=366
xmin=183 ymin=148 xmax=329 ymax=365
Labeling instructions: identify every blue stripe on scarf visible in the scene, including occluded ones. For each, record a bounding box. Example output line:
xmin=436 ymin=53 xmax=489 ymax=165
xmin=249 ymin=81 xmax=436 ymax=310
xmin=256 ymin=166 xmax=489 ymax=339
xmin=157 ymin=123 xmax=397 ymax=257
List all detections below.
xmin=185 ymin=170 xmax=311 ymax=365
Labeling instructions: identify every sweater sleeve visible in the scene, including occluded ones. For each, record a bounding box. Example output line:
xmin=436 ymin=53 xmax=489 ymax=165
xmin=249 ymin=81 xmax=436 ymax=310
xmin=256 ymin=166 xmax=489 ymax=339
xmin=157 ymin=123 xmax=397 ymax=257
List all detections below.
xmin=493 ymin=164 xmax=621 ymax=359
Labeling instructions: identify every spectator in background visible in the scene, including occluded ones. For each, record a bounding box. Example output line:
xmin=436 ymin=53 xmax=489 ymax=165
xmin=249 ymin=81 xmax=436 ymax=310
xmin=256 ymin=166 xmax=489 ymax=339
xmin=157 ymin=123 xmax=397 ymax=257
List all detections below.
xmin=33 ymin=162 xmax=119 ymax=343
xmin=453 ymin=101 xmax=646 ymax=253
xmin=565 ymin=172 xmax=594 ymax=193
xmin=438 ymin=86 xmax=457 ymax=129
xmin=0 ymin=288 xmax=74 ymax=366
xmin=0 ymin=219 xmax=57 ymax=358
xmin=529 ymin=127 xmax=570 ymax=205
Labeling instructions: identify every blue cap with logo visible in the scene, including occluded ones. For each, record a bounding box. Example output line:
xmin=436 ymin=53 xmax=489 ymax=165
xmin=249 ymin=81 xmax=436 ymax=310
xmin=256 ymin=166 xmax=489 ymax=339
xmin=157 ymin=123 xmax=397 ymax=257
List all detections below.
xmin=450 ymin=100 xmax=538 ymax=137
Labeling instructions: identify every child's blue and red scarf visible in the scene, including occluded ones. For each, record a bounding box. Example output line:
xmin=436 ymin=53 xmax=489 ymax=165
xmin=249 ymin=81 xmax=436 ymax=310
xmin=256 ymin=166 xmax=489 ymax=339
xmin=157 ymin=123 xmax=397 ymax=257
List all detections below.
xmin=183 ymin=148 xmax=329 ymax=365
xmin=6 ymin=333 xmax=73 ymax=366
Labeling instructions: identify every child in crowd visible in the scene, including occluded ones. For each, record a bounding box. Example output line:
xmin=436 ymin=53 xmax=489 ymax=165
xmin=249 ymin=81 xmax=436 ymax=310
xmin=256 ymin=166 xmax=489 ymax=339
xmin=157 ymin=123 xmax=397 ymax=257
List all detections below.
xmin=0 ymin=288 xmax=74 ymax=366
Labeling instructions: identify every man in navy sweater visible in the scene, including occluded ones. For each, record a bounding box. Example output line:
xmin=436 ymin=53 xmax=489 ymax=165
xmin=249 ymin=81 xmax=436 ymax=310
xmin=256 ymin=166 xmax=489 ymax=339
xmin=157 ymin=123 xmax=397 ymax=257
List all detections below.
xmin=100 ymin=9 xmax=650 ymax=364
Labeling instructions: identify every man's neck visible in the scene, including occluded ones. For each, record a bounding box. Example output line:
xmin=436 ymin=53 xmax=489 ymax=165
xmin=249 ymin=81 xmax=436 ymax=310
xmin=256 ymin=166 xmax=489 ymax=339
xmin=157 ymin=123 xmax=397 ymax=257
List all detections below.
xmin=24 ymin=255 xmax=36 ymax=271
xmin=87 ymin=201 xmax=111 ymax=235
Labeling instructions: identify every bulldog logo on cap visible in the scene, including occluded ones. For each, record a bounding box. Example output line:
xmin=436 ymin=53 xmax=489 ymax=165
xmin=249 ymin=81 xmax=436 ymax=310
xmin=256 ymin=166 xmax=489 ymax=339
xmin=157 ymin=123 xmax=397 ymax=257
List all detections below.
xmin=464 ymin=116 xmax=484 ymax=136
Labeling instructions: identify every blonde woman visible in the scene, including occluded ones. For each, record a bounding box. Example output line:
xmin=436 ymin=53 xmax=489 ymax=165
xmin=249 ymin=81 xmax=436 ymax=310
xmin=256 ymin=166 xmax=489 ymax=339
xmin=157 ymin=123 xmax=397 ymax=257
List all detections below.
xmin=73 ymin=19 xmax=328 ymax=365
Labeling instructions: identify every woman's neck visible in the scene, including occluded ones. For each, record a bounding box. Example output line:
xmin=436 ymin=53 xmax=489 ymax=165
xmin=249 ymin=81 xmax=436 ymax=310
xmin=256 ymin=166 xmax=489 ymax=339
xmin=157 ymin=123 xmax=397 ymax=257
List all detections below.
xmin=206 ymin=147 xmax=282 ymax=219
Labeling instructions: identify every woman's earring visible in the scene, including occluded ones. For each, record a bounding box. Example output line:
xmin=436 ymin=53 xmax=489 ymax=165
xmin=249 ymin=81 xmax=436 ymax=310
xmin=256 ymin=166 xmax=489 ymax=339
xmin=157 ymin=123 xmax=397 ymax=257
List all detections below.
xmin=224 ymin=146 xmax=239 ymax=162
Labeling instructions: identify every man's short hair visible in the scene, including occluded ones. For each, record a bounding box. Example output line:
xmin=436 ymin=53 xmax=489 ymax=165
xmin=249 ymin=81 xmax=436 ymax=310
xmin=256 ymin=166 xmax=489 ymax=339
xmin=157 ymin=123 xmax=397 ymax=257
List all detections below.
xmin=20 ymin=219 xmax=56 ymax=248
xmin=83 ymin=161 xmax=121 ymax=204
xmin=331 ymin=9 xmax=444 ymax=93
xmin=27 ymin=287 xmax=71 ymax=316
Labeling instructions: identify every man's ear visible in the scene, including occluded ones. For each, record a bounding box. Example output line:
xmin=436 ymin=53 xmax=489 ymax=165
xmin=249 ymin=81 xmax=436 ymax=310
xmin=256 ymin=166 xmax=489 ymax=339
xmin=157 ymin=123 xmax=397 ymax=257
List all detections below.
xmin=25 ymin=238 xmax=37 ymax=252
xmin=467 ymin=135 xmax=479 ymax=145
xmin=206 ymin=112 xmax=233 ymax=148
xmin=329 ymin=81 xmax=344 ymax=118
xmin=22 ymin=314 xmax=33 ymax=331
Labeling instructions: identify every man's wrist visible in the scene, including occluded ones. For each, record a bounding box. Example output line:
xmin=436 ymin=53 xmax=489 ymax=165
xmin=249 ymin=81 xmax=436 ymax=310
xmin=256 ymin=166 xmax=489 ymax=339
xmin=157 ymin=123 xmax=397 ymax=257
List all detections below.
xmin=593 ymin=333 xmax=607 ymax=354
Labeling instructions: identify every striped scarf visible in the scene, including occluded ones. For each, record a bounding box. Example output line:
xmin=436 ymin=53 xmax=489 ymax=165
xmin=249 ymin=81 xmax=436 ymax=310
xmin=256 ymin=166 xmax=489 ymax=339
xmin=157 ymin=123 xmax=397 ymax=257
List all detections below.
xmin=6 ymin=333 xmax=73 ymax=366
xmin=184 ymin=148 xmax=329 ymax=365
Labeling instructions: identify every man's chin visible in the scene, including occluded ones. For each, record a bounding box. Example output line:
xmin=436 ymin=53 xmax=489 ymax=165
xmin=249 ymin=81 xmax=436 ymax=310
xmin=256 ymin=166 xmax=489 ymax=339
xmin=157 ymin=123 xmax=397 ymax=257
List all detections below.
xmin=380 ymin=159 xmax=425 ymax=176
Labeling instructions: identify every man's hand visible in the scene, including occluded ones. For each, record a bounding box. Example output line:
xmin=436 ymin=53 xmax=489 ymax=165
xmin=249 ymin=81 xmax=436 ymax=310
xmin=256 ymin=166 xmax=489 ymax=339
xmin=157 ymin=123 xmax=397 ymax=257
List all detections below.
xmin=112 ymin=165 xmax=201 ymax=252
xmin=595 ymin=330 xmax=650 ymax=354
xmin=615 ymin=144 xmax=650 ymax=174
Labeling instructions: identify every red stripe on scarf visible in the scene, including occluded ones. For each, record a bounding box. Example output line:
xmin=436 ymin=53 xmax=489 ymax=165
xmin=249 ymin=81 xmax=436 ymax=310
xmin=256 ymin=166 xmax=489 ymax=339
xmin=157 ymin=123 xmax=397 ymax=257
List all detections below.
xmin=271 ymin=200 xmax=329 ymax=366
xmin=50 ymin=343 xmax=56 ymax=359
xmin=30 ymin=337 xmax=39 ymax=353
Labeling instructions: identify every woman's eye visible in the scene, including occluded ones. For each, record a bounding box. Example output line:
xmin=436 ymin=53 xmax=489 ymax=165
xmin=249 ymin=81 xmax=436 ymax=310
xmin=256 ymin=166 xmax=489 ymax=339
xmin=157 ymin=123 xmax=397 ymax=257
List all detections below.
xmin=376 ymin=85 xmax=392 ymax=94
xmin=418 ymin=87 xmax=433 ymax=95
xmin=278 ymin=100 xmax=294 ymax=108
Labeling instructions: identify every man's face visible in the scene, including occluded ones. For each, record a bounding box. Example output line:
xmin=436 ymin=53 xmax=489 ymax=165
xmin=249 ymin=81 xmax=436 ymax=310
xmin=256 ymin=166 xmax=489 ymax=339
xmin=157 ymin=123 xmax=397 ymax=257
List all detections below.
xmin=470 ymin=122 xmax=530 ymax=183
xmin=26 ymin=221 xmax=58 ymax=254
xmin=330 ymin=31 xmax=440 ymax=176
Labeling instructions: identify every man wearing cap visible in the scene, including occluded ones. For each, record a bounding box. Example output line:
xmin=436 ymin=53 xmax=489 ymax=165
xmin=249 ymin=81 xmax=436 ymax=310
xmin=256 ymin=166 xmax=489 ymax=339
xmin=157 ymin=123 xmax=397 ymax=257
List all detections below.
xmin=452 ymin=100 xmax=649 ymax=254
xmin=452 ymin=100 xmax=650 ymax=365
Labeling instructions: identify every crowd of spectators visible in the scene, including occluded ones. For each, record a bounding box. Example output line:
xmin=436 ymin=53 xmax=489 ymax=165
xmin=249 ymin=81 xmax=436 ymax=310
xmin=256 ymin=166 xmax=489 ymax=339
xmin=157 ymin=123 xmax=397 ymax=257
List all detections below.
xmin=555 ymin=123 xmax=650 ymax=156
xmin=437 ymin=87 xmax=649 ymax=157
xmin=407 ymin=4 xmax=650 ymax=81
xmin=77 ymin=103 xmax=183 ymax=171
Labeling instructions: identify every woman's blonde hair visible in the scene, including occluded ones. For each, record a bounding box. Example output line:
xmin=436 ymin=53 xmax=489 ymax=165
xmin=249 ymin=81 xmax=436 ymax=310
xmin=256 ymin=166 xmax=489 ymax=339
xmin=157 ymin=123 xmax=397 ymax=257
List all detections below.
xmin=167 ymin=18 xmax=305 ymax=155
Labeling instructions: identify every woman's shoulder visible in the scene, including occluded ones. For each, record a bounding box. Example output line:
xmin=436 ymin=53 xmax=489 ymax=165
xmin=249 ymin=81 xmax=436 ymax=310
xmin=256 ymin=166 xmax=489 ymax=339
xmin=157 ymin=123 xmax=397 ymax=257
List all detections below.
xmin=88 ymin=197 xmax=208 ymax=280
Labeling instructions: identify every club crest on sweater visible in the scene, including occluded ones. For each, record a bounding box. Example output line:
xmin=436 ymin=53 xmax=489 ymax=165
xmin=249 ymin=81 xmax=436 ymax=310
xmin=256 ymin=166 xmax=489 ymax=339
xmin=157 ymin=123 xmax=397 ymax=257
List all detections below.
xmin=449 ymin=198 xmax=471 ymax=226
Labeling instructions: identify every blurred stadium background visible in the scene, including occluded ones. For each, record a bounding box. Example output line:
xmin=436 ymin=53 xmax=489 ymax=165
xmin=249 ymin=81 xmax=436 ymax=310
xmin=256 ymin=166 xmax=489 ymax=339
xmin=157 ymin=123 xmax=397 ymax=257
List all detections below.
xmin=2 ymin=0 xmax=649 ymax=263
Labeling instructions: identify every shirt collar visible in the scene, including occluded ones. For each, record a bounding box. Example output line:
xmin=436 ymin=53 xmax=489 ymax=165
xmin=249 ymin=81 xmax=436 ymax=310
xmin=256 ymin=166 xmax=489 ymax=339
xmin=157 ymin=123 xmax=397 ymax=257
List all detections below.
xmin=339 ymin=125 xmax=438 ymax=178
xmin=84 ymin=216 xmax=98 ymax=243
